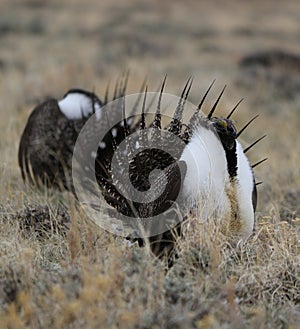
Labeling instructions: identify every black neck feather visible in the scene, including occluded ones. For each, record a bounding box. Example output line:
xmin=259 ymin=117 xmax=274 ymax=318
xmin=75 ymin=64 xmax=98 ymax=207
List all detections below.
xmin=224 ymin=141 xmax=238 ymax=179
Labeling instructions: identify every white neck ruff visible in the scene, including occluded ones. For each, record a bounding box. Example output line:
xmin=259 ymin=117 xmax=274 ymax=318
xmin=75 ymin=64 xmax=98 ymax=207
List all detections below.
xmin=58 ymin=92 xmax=101 ymax=120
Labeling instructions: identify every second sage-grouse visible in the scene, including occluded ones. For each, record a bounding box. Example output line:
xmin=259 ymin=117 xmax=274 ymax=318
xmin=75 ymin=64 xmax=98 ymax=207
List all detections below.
xmin=18 ymin=89 xmax=102 ymax=190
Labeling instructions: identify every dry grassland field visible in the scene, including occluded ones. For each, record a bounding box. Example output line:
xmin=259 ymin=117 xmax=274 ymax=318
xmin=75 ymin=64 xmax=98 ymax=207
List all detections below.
xmin=0 ymin=0 xmax=299 ymax=328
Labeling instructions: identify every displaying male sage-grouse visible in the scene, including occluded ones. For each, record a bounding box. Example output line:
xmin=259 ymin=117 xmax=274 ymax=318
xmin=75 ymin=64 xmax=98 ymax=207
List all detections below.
xmin=18 ymin=88 xmax=102 ymax=190
xmin=72 ymin=77 xmax=266 ymax=259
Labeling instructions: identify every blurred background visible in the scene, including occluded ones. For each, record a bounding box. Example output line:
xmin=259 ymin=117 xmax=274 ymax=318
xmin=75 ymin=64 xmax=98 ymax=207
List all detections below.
xmin=0 ymin=0 xmax=299 ymax=217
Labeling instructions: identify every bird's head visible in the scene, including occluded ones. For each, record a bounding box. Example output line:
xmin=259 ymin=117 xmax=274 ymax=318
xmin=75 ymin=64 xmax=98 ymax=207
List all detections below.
xmin=211 ymin=117 xmax=237 ymax=151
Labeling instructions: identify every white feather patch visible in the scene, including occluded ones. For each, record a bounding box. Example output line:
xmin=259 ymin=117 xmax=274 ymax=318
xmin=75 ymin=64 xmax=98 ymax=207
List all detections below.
xmin=111 ymin=128 xmax=117 ymax=138
xmin=180 ymin=125 xmax=230 ymax=220
xmin=235 ymin=141 xmax=255 ymax=238
xmin=58 ymin=92 xmax=101 ymax=120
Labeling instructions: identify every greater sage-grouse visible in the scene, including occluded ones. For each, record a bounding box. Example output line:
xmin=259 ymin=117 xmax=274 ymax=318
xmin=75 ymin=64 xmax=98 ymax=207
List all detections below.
xmin=18 ymin=89 xmax=102 ymax=190
xmin=71 ymin=77 xmax=266 ymax=258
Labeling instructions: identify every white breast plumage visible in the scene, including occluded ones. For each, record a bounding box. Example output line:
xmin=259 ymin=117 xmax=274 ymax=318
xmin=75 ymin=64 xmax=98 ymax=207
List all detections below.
xmin=235 ymin=140 xmax=255 ymax=238
xmin=58 ymin=91 xmax=102 ymax=120
xmin=180 ymin=123 xmax=231 ymax=221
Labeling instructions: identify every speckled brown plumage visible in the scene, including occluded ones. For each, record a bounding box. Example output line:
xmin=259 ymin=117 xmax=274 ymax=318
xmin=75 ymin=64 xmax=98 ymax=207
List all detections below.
xmin=18 ymin=99 xmax=86 ymax=190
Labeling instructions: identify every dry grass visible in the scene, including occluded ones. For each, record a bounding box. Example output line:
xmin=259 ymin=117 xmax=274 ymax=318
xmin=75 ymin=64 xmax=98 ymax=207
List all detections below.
xmin=0 ymin=0 xmax=299 ymax=328
xmin=0 ymin=207 xmax=299 ymax=328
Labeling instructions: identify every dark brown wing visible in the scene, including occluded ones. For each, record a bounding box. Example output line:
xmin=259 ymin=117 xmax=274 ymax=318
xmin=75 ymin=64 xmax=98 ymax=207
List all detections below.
xmin=138 ymin=160 xmax=187 ymax=218
xmin=136 ymin=160 xmax=187 ymax=260
xmin=18 ymin=100 xmax=61 ymax=186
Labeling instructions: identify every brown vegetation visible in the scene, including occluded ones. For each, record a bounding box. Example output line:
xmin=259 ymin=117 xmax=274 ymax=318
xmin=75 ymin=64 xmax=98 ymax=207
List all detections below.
xmin=0 ymin=0 xmax=299 ymax=328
